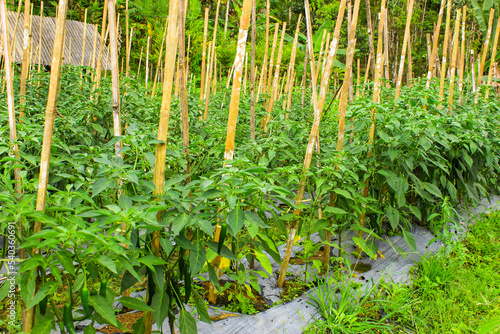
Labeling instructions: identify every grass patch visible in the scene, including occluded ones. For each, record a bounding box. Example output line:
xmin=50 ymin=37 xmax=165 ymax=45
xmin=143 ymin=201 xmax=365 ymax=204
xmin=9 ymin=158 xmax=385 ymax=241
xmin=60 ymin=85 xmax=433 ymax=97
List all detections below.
xmin=305 ymin=210 xmax=500 ymax=333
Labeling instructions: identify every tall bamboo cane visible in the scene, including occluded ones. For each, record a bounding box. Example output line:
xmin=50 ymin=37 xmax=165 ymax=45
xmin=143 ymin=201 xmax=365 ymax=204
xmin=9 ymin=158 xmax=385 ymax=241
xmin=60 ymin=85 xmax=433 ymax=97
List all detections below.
xmin=258 ymin=0 xmax=270 ymax=95
xmin=283 ymin=14 xmax=302 ymax=111
xmin=476 ymin=9 xmax=495 ymax=91
xmin=200 ymin=7 xmax=209 ymax=115
xmin=178 ymin=0 xmax=190 ymax=181
xmin=151 ymin=19 xmax=168 ymax=97
xmin=145 ymin=36 xmax=150 ymax=89
xmin=265 ymin=23 xmax=280 ymax=99
xmin=108 ymin=0 xmax=122 ymax=158
xmin=394 ymin=0 xmax=414 ymax=100
xmin=204 ymin=0 xmax=221 ymax=121
xmin=19 ymin=0 xmax=30 ymax=118
xmin=250 ymin=0 xmax=256 ymax=140
xmin=438 ymin=0 xmax=452 ymax=101
xmin=448 ymin=9 xmax=461 ymax=111
xmin=485 ymin=16 xmax=500 ymax=99
xmin=125 ymin=0 xmax=130 ymax=76
xmin=458 ymin=6 xmax=467 ymax=101
xmin=94 ymin=1 xmax=108 ymax=90
xmin=365 ymin=0 xmax=376 ymax=75
xmin=426 ymin=0 xmax=446 ymax=88
xmin=29 ymin=0 xmax=68 ymax=331
xmin=277 ymin=0 xmax=348 ymax=287
xmin=358 ymin=0 xmax=386 ymax=249
xmin=264 ymin=22 xmax=286 ymax=132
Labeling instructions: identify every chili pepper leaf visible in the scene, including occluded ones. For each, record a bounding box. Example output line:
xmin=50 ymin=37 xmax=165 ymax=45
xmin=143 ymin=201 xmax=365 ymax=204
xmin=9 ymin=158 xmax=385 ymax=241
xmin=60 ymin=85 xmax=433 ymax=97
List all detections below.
xmin=118 ymin=296 xmax=154 ymax=312
xmin=179 ymin=309 xmax=198 ymax=334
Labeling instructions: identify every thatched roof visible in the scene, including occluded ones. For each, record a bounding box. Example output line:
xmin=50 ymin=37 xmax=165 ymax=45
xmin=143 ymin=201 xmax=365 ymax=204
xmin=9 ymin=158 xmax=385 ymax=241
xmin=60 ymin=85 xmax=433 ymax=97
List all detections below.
xmin=1 ymin=11 xmax=111 ymax=70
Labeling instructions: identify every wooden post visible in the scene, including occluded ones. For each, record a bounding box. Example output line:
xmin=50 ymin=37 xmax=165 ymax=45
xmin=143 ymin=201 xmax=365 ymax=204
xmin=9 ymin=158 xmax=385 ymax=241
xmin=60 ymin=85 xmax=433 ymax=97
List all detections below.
xmin=200 ymin=7 xmax=208 ymax=111
xmin=476 ymin=8 xmax=495 ymax=91
xmin=448 ymin=9 xmax=461 ymax=111
xmin=204 ymin=0 xmax=221 ymax=121
xmin=458 ymin=6 xmax=467 ymax=101
xmin=485 ymin=16 xmax=500 ymax=99
xmin=394 ymin=0 xmax=414 ymax=100
xmin=438 ymin=0 xmax=452 ymax=101
xmin=30 ymin=0 xmax=68 ymax=330
xmin=426 ymin=0 xmax=446 ymax=88
xmin=278 ymin=0 xmax=348 ymax=287
xmin=250 ymin=0 xmax=256 ymax=140
xmin=19 ymin=0 xmax=30 ymax=117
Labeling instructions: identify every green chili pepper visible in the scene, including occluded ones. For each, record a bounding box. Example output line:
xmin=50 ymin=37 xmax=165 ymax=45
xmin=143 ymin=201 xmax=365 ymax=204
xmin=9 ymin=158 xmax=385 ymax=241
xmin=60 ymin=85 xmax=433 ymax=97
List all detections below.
xmin=39 ymin=296 xmax=48 ymax=316
xmin=63 ymin=303 xmax=77 ymax=334
xmin=81 ymin=285 xmax=92 ymax=317
xmin=179 ymin=250 xmax=185 ymax=281
xmin=218 ymin=223 xmax=227 ymax=254
xmin=184 ymin=266 xmax=192 ymax=303
xmin=99 ymin=279 xmax=107 ymax=298
xmin=171 ymin=278 xmax=183 ymax=308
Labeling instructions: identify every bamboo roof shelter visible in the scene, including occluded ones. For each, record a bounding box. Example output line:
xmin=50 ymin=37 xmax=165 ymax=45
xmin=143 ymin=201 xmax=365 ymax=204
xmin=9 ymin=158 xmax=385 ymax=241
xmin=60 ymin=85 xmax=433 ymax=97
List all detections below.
xmin=0 ymin=11 xmax=111 ymax=70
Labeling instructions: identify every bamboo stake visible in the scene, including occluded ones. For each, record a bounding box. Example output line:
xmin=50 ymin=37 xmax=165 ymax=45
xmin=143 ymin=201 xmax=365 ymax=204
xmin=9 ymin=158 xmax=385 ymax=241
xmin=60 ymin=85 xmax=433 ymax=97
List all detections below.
xmin=250 ymin=0 xmax=256 ymax=140
xmin=200 ymin=7 xmax=209 ymax=111
xmin=145 ymin=36 xmax=150 ymax=89
xmin=358 ymin=0 xmax=386 ymax=251
xmin=108 ymin=0 xmax=122 ymax=158
xmin=178 ymin=0 xmax=190 ymax=182
xmin=204 ymin=0 xmax=221 ymax=121
xmin=1 ymin=0 xmax=20 ymax=189
xmin=407 ymin=35 xmax=413 ymax=84
xmin=383 ymin=9 xmax=390 ymax=84
xmin=314 ymin=29 xmax=327 ymax=85
xmin=94 ymin=1 xmax=108 ymax=90
xmin=264 ymin=22 xmax=286 ymax=132
xmin=148 ymin=0 xmax=179 ymax=330
xmin=37 ymin=1 xmax=42 ymax=75
xmin=426 ymin=0 xmax=446 ymax=88
xmin=283 ymin=14 xmax=302 ymax=111
xmin=394 ymin=0 xmax=414 ymax=100
xmin=266 ymin=23 xmax=279 ymax=99
xmin=125 ymin=0 xmax=129 ymax=76
xmin=258 ymin=0 xmax=270 ymax=95
xmin=81 ymin=8 xmax=87 ymax=66
xmin=448 ymin=9 xmax=461 ymax=110
xmin=300 ymin=41 xmax=308 ymax=109
xmin=458 ymin=6 xmax=467 ymax=100
xmin=321 ymin=32 xmax=331 ymax=76
xmin=224 ymin=0 xmax=230 ymax=36
xmin=278 ymin=0 xmax=348 ymax=287
xmin=137 ymin=46 xmax=143 ymax=76
xmin=365 ymin=0 xmax=376 ymax=75
xmin=8 ymin=0 xmax=23 ymax=67
xmin=471 ymin=50 xmax=476 ymax=92
xmin=151 ymin=19 xmax=168 ymax=97
xmin=30 ymin=0 xmax=68 ymax=330
xmin=438 ymin=0 xmax=452 ymax=100
xmin=476 ymin=8 xmax=495 ymax=91
xmin=19 ymin=0 xmax=31 ymax=117
xmin=485 ymin=16 xmax=500 ymax=99
xmin=364 ymin=53 xmax=371 ymax=84
xmin=243 ymin=51 xmax=248 ymax=94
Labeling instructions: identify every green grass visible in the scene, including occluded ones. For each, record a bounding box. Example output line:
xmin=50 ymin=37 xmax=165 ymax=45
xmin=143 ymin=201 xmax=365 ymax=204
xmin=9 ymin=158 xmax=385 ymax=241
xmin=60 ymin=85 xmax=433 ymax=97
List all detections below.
xmin=306 ymin=210 xmax=500 ymax=333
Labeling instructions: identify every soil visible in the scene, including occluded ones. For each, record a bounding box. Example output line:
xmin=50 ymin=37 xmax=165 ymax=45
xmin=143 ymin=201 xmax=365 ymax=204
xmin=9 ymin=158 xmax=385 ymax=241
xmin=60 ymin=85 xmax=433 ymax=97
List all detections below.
xmin=99 ymin=311 xmax=144 ymax=334
xmin=280 ymin=278 xmax=312 ymax=302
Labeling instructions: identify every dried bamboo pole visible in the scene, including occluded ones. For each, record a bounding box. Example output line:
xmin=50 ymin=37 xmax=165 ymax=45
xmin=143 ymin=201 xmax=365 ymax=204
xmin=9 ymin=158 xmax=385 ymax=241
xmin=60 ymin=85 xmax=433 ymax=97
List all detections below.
xmin=108 ymin=0 xmax=122 ymax=158
xmin=1 ymin=0 xmax=20 ymax=189
xmin=383 ymin=10 xmax=390 ymax=84
xmin=448 ymin=9 xmax=461 ymax=110
xmin=204 ymin=0 xmax=221 ymax=121
xmin=314 ymin=29 xmax=327 ymax=85
xmin=224 ymin=0 xmax=230 ymax=36
xmin=125 ymin=0 xmax=130 ymax=76
xmin=243 ymin=51 xmax=248 ymax=94
xmin=394 ymin=0 xmax=414 ymax=100
xmin=81 ymin=8 xmax=87 ymax=66
xmin=365 ymin=0 xmax=376 ymax=75
xmin=151 ymin=19 xmax=168 ymax=97
xmin=485 ymin=16 xmax=500 ymax=99
xmin=321 ymin=32 xmax=331 ymax=76
xmin=37 ymin=1 xmax=43 ymax=77
xmin=264 ymin=22 xmax=286 ymax=132
xmin=148 ymin=0 xmax=179 ymax=330
xmin=94 ymin=1 xmax=108 ymax=90
xmin=278 ymin=0 xmax=348 ymax=287
xmin=471 ymin=50 xmax=476 ymax=92
xmin=426 ymin=0 xmax=446 ymax=88
xmin=476 ymin=8 xmax=495 ymax=91
xmin=145 ymin=36 xmax=150 ymax=89
xmin=300 ymin=41 xmax=308 ymax=109
xmin=258 ymin=0 xmax=270 ymax=95
xmin=212 ymin=55 xmax=217 ymax=93
xmin=438 ymin=0 xmax=452 ymax=100
xmin=458 ymin=6 xmax=467 ymax=100
xmin=29 ymin=0 xmax=68 ymax=330
xmin=407 ymin=35 xmax=413 ymax=84
xmin=178 ymin=0 xmax=190 ymax=182
xmin=200 ymin=7 xmax=209 ymax=111
xmin=265 ymin=23 xmax=279 ymax=99
xmin=283 ymin=14 xmax=302 ymax=111
xmin=250 ymin=0 xmax=256 ymax=140
xmin=19 ymin=0 xmax=31 ymax=117
xmin=137 ymin=45 xmax=143 ymax=76
xmin=358 ymin=0 xmax=386 ymax=249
